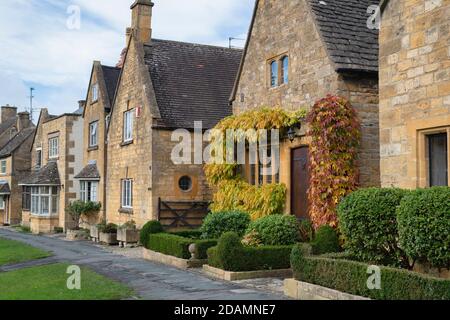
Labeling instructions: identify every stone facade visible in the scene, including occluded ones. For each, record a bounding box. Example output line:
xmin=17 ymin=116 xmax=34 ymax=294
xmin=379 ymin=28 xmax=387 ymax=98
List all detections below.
xmin=379 ymin=0 xmax=450 ymax=188
xmin=77 ymin=62 xmax=118 ymax=225
xmin=231 ymin=0 xmax=380 ymax=216
xmin=0 ymin=112 xmax=34 ymax=225
xmin=24 ymin=109 xmax=83 ymax=233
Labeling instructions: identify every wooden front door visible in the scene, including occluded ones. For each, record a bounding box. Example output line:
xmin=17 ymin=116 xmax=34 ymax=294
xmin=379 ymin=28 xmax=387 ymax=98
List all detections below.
xmin=291 ymin=147 xmax=310 ymax=219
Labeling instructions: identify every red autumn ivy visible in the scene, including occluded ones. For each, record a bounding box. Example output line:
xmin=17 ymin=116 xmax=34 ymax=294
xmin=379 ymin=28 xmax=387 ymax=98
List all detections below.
xmin=306 ymin=95 xmax=361 ymax=229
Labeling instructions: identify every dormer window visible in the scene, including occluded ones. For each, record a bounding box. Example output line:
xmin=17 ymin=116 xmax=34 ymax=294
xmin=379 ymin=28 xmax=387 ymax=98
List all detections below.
xmin=92 ymin=83 xmax=99 ymax=103
xmin=270 ymin=61 xmax=278 ymax=87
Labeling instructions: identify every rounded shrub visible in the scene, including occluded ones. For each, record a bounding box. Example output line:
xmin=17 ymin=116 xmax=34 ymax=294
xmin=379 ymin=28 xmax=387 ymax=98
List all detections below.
xmin=246 ymin=214 xmax=299 ymax=246
xmin=140 ymin=220 xmax=164 ymax=247
xmin=311 ymin=225 xmax=340 ymax=255
xmin=337 ymin=188 xmax=409 ymax=267
xmin=214 ymin=232 xmax=243 ymax=271
xmin=397 ymin=187 xmax=450 ymax=268
xmin=200 ymin=211 xmax=251 ymax=239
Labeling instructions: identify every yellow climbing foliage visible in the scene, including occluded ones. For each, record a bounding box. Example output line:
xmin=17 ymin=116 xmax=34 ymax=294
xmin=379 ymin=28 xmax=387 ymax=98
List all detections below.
xmin=210 ymin=180 xmax=287 ymax=220
xmin=205 ymin=107 xmax=306 ymax=219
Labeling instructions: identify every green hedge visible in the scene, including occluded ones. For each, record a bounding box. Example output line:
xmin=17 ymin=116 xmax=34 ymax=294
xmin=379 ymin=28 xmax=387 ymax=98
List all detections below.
xmin=291 ymin=244 xmax=450 ymax=300
xmin=337 ymin=188 xmax=409 ymax=267
xmin=397 ymin=187 xmax=450 ymax=269
xmin=311 ymin=225 xmax=341 ymax=255
xmin=170 ymin=230 xmax=202 ymax=239
xmin=146 ymin=233 xmax=217 ymax=260
xmin=207 ymin=232 xmax=293 ymax=272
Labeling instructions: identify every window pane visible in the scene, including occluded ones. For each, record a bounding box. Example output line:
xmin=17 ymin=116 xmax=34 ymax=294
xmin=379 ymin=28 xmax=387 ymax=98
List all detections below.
xmin=271 ymin=61 xmax=278 ymax=87
xmin=91 ymin=183 xmax=98 ymax=202
xmin=429 ymin=133 xmax=448 ymax=186
xmin=41 ymin=196 xmax=49 ymax=215
xmin=51 ymin=196 xmax=58 ymax=214
xmin=41 ymin=186 xmax=50 ymax=195
xmin=282 ymin=56 xmax=289 ymax=84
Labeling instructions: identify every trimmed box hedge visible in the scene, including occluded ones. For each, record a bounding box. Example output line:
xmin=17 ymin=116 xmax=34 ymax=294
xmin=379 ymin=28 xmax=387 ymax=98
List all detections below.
xmin=146 ymin=233 xmax=217 ymax=260
xmin=291 ymin=244 xmax=450 ymax=300
xmin=207 ymin=232 xmax=293 ymax=272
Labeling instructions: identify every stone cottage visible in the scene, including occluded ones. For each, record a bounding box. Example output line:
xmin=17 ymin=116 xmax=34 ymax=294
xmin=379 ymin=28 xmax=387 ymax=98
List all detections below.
xmin=75 ymin=61 xmax=120 ymax=224
xmin=0 ymin=112 xmax=34 ymax=225
xmin=231 ymin=0 xmax=380 ymax=219
xmin=20 ymin=106 xmax=84 ymax=233
xmin=379 ymin=0 xmax=450 ymax=188
xmin=106 ymin=0 xmax=242 ymax=227
xmin=0 ymin=105 xmax=23 ymax=149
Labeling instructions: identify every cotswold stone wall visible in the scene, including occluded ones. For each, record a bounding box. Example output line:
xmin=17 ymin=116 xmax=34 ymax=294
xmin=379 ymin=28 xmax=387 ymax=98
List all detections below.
xmin=380 ymin=0 xmax=450 ymax=188
xmin=106 ymin=40 xmax=154 ymax=228
xmin=82 ymin=63 xmax=110 ymax=223
xmin=232 ymin=0 xmax=380 ymax=187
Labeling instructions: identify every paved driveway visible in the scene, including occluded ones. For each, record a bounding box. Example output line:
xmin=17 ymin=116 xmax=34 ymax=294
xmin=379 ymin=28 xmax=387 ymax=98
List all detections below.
xmin=0 ymin=228 xmax=286 ymax=300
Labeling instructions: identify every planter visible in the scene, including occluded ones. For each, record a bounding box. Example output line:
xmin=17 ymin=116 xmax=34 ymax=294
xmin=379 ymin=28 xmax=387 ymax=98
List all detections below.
xmin=99 ymin=232 xmax=118 ymax=245
xmin=66 ymin=229 xmax=89 ymax=241
xmin=90 ymin=225 xmax=100 ymax=242
xmin=284 ymin=279 xmax=369 ymax=300
xmin=203 ymin=265 xmax=293 ymax=281
xmin=117 ymin=228 xmax=140 ymax=247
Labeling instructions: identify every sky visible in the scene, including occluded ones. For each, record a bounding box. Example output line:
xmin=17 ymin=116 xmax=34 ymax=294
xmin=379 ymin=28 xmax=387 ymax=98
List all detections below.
xmin=0 ymin=0 xmax=254 ymax=120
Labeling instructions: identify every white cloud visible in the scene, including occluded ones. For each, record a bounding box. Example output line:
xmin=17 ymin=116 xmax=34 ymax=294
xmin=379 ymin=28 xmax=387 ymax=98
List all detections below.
xmin=0 ymin=0 xmax=254 ymax=116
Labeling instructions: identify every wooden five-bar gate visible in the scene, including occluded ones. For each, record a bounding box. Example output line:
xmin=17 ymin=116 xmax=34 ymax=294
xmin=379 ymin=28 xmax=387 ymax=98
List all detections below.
xmin=157 ymin=198 xmax=211 ymax=229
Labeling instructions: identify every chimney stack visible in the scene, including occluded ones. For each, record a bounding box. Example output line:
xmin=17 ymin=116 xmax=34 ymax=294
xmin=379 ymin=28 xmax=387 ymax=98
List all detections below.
xmin=17 ymin=112 xmax=31 ymax=131
xmin=78 ymin=100 xmax=86 ymax=109
xmin=130 ymin=0 xmax=154 ymax=44
xmin=1 ymin=105 xmax=17 ymax=123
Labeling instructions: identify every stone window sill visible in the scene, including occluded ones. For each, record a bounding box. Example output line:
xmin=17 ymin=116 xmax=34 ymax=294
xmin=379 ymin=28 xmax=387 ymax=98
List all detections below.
xmin=119 ymin=207 xmax=133 ymax=214
xmin=120 ymin=140 xmax=134 ymax=147
xmin=87 ymin=146 xmax=99 ymax=152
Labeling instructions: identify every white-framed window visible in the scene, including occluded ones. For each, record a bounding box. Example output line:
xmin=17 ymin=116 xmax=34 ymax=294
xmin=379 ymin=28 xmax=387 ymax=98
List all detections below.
xmin=92 ymin=83 xmax=99 ymax=102
xmin=80 ymin=181 xmax=98 ymax=202
xmin=123 ymin=110 xmax=134 ymax=142
xmin=30 ymin=186 xmax=59 ymax=216
xmin=89 ymin=121 xmax=99 ymax=147
xmin=48 ymin=137 xmax=59 ymax=158
xmin=0 ymin=160 xmax=6 ymax=174
xmin=121 ymin=179 xmax=133 ymax=208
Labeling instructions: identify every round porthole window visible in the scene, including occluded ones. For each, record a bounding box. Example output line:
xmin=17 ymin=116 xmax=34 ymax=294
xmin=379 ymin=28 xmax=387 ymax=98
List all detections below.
xmin=178 ymin=176 xmax=193 ymax=192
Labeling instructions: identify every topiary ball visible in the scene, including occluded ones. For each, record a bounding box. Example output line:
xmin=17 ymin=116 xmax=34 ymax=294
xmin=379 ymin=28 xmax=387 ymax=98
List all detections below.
xmin=140 ymin=220 xmax=164 ymax=248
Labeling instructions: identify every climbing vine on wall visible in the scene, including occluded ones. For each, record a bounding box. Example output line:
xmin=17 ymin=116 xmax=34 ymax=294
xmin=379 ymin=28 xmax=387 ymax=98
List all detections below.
xmin=306 ymin=95 xmax=361 ymax=229
xmin=205 ymin=107 xmax=306 ymax=220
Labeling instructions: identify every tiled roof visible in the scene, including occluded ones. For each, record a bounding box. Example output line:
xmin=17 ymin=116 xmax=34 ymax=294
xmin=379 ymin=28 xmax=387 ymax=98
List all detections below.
xmin=0 ymin=181 xmax=10 ymax=195
xmin=308 ymin=0 xmax=379 ymax=73
xmin=0 ymin=127 xmax=35 ymax=158
xmin=20 ymin=161 xmax=61 ymax=186
xmin=144 ymin=39 xmax=242 ymax=129
xmin=75 ymin=163 xmax=100 ymax=180
xmin=101 ymin=65 xmax=121 ymax=107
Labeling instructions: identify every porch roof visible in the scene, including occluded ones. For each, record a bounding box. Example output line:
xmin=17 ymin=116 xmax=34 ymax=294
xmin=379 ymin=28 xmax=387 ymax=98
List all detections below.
xmin=19 ymin=161 xmax=61 ymax=186
xmin=0 ymin=181 xmax=10 ymax=195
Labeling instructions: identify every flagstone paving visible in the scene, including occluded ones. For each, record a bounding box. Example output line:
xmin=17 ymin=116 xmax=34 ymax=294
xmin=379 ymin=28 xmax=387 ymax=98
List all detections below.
xmin=0 ymin=228 xmax=287 ymax=300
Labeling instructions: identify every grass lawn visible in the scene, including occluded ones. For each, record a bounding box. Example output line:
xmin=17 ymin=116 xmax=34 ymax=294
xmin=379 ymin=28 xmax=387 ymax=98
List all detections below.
xmin=0 ymin=237 xmax=50 ymax=266
xmin=0 ymin=263 xmax=134 ymax=300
